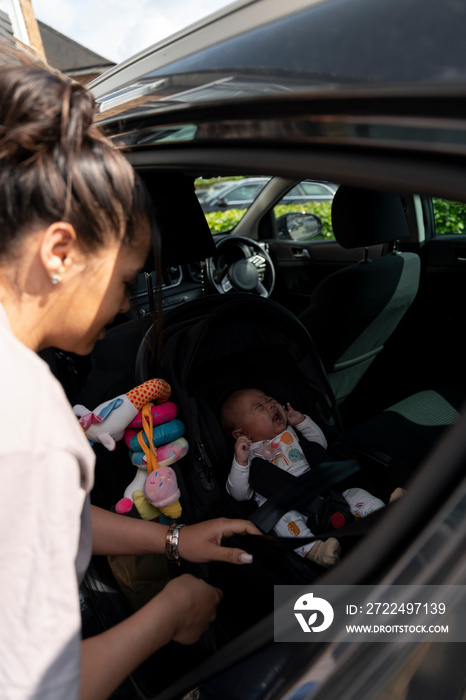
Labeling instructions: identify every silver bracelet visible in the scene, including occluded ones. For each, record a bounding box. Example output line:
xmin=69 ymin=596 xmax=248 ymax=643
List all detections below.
xmin=165 ymin=523 xmax=186 ymax=561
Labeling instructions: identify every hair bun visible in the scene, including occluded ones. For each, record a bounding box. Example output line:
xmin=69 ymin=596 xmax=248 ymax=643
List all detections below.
xmin=0 ymin=43 xmax=148 ymax=261
xmin=0 ymin=63 xmax=95 ymax=161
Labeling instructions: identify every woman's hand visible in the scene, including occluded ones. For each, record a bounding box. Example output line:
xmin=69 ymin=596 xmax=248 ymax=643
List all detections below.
xmin=157 ymin=574 xmax=223 ymax=645
xmin=81 ymin=574 xmax=224 ymax=698
xmin=177 ymin=518 xmax=260 ymax=565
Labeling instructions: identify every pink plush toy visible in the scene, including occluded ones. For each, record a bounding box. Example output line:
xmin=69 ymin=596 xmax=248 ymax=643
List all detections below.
xmin=115 ymin=436 xmax=188 ymax=516
xmin=144 ymin=466 xmax=182 ymax=519
xmin=73 ymin=378 xmax=171 ymax=451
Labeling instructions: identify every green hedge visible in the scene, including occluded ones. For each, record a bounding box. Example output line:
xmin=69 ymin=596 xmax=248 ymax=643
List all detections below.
xmin=205 ymin=195 xmax=466 ymax=238
xmin=433 ymin=199 xmax=466 ymax=235
xmin=205 ymin=209 xmax=247 ymax=233
xmin=205 ymin=201 xmax=335 ymax=238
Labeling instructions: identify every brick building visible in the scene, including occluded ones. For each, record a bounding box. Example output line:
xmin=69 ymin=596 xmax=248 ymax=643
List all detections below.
xmin=38 ymin=20 xmax=114 ymax=85
xmin=0 ymin=0 xmax=114 ymax=84
xmin=0 ymin=0 xmax=45 ymax=57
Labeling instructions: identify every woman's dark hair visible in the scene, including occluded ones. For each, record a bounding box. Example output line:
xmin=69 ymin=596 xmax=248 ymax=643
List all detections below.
xmin=0 ymin=44 xmax=152 ymax=258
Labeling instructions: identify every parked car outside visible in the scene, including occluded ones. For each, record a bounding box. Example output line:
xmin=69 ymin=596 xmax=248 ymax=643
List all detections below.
xmin=197 ymin=177 xmax=336 ymax=213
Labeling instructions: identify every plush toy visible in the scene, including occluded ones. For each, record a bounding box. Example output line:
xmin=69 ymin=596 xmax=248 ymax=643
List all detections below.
xmin=115 ymin=397 xmax=189 ymax=521
xmin=128 ymin=465 xmax=183 ymax=521
xmin=129 ymin=436 xmax=188 ymax=466
xmin=126 ymin=401 xmax=178 ymax=430
xmin=116 ymin=437 xmax=189 ymax=515
xmin=124 ymin=418 xmax=185 ymax=452
xmin=73 ymin=378 xmax=171 ymax=450
xmin=144 ymin=466 xmax=181 ymax=517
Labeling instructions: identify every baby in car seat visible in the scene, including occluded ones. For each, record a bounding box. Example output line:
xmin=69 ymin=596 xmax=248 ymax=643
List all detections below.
xmin=221 ymin=388 xmax=405 ymax=568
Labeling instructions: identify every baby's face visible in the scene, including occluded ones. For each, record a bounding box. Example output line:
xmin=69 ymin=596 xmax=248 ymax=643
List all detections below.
xmin=235 ymin=389 xmax=287 ymax=441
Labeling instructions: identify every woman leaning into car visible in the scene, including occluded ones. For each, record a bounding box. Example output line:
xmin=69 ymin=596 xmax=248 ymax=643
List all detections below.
xmin=0 ymin=46 xmax=256 ymax=700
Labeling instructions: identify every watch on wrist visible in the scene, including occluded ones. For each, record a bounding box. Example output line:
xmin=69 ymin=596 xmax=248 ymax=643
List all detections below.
xmin=165 ymin=523 xmax=186 ymax=561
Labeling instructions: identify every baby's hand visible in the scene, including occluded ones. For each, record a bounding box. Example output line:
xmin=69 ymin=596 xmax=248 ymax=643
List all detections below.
xmin=286 ymin=403 xmax=305 ymax=426
xmin=234 ymin=435 xmax=251 ymax=466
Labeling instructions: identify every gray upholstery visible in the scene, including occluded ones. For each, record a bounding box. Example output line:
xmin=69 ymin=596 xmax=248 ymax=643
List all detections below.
xmin=299 ymin=186 xmax=421 ymax=404
xmin=344 ymin=388 xmax=462 ymax=475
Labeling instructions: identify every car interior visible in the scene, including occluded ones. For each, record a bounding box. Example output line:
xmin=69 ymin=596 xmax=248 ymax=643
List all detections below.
xmin=45 ymin=166 xmax=466 ymax=699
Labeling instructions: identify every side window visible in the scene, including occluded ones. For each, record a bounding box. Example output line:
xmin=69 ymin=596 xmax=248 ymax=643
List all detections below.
xmin=273 ymin=181 xmax=337 ymax=241
xmin=433 ymin=198 xmax=466 ymax=235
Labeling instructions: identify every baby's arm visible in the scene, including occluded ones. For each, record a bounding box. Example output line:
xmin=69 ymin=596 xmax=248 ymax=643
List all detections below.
xmin=285 ymin=403 xmax=305 ymax=426
xmin=288 ymin=406 xmax=328 ymax=449
xmin=234 ymin=435 xmax=251 ymax=466
xmin=226 ymin=437 xmax=254 ymax=501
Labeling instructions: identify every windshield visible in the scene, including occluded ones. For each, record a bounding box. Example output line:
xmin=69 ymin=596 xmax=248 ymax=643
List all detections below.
xmin=195 ymin=176 xmax=338 ymax=240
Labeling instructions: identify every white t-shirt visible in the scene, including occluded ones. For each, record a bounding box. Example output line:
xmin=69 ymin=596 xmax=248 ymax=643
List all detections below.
xmin=0 ymin=303 xmax=95 ymax=699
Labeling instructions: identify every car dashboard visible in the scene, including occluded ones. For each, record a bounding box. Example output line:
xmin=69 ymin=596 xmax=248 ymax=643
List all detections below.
xmin=130 ymin=238 xmax=273 ymax=317
xmin=130 ymin=262 xmax=206 ymax=317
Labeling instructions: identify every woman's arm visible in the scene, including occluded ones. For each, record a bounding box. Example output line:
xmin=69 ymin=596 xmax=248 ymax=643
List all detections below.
xmin=90 ymin=505 xmax=257 ymax=564
xmin=81 ymin=574 xmax=221 ymax=700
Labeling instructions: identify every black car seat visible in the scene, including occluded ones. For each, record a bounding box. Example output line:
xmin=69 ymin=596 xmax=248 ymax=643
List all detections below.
xmin=298 ymin=186 xmax=421 ymax=406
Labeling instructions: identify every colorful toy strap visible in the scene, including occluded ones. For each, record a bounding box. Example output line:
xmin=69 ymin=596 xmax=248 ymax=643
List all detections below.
xmin=137 ymin=403 xmax=159 ymax=473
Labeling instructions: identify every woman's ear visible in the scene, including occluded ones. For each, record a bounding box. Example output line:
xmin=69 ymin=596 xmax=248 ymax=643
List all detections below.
xmin=39 ymin=222 xmax=78 ymax=281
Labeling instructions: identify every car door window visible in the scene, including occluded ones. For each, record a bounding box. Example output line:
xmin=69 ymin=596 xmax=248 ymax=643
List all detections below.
xmin=273 ymin=181 xmax=337 ymax=240
xmin=432 ymin=198 xmax=466 ymax=235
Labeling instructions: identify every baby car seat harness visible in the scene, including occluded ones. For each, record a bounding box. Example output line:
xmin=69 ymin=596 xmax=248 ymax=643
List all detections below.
xmin=249 ymin=432 xmax=359 ymax=534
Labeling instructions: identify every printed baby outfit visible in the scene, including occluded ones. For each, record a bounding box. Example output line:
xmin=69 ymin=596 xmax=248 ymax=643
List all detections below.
xmin=226 ymin=415 xmax=384 ymax=556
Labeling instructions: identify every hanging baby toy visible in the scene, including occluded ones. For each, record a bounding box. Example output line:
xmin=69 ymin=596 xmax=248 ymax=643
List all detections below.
xmin=73 ymin=378 xmax=171 ymax=450
xmin=73 ymin=379 xmax=188 ymax=523
xmin=118 ymin=398 xmax=188 ymax=521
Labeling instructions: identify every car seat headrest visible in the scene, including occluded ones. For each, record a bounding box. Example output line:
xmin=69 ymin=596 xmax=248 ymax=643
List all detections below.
xmin=140 ymin=171 xmax=215 ymax=267
xmin=332 ymin=185 xmax=410 ymax=249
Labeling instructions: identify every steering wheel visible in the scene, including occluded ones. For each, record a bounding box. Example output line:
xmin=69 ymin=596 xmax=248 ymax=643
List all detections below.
xmin=205 ymin=235 xmax=275 ymax=297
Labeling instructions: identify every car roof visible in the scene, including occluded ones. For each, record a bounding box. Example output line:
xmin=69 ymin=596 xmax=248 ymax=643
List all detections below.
xmin=89 ymin=0 xmax=466 ymax=204
xmin=207 ymin=177 xmax=269 ymax=187
xmin=91 ymin=0 xmax=466 ymax=117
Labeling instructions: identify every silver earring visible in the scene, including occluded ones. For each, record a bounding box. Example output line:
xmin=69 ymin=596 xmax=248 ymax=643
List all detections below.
xmin=51 ymin=273 xmax=62 ymax=285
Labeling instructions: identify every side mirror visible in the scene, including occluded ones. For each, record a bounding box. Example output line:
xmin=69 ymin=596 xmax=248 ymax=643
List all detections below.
xmin=276 ymin=212 xmax=323 ymax=240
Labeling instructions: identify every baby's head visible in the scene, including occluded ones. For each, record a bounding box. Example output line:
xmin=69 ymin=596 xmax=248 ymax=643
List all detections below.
xmin=220 ymin=388 xmax=287 ymax=442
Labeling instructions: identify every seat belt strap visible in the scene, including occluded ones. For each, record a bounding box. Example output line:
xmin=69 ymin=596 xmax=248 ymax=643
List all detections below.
xmin=250 ymin=458 xmax=360 ymax=533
